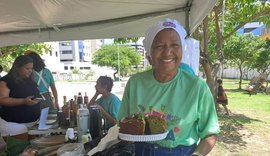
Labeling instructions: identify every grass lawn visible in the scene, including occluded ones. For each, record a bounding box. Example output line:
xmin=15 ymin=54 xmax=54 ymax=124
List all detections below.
xmin=209 ymin=78 xmax=270 ymax=156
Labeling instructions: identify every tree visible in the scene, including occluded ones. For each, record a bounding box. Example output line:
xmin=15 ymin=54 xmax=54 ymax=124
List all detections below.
xmin=92 ymin=44 xmax=142 ymax=80
xmin=223 ymin=34 xmax=263 ymax=89
xmin=0 ymin=43 xmax=51 ymax=71
xmin=114 ymin=38 xmax=139 ymax=44
xmin=197 ymin=0 xmax=270 ymax=93
xmin=247 ymin=38 xmax=270 ymax=83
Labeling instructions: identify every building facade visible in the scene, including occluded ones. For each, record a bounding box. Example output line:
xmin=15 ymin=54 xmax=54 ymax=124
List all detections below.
xmin=41 ymin=39 xmax=146 ymax=80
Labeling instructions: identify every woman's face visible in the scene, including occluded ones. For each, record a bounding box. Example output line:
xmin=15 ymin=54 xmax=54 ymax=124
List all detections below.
xmin=95 ymin=80 xmax=106 ymax=94
xmin=18 ymin=63 xmax=33 ymax=78
xmin=150 ymin=29 xmax=182 ymax=74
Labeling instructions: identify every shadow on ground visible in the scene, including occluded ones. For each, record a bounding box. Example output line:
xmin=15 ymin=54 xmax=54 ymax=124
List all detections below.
xmin=217 ymin=112 xmax=263 ymax=152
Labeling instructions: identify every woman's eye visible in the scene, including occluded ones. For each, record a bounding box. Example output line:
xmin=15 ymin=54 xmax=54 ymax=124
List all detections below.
xmin=172 ymin=44 xmax=180 ymax=48
xmin=155 ymin=45 xmax=164 ymax=49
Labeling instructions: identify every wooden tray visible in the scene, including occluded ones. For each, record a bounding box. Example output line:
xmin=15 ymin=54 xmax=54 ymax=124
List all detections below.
xmin=31 ymin=135 xmax=65 ymax=148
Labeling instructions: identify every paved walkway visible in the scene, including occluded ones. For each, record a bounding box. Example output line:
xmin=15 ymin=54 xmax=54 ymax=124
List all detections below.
xmin=55 ymin=81 xmax=127 ymax=107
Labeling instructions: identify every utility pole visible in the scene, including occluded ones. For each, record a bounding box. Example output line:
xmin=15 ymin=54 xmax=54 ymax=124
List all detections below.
xmin=118 ymin=44 xmax=120 ymax=81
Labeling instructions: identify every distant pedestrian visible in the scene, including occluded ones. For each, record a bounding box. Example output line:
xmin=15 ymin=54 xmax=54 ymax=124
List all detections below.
xmin=216 ymin=79 xmax=230 ymax=115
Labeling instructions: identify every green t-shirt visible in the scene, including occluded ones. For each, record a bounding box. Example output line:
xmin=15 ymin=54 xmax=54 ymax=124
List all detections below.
xmin=96 ymin=93 xmax=121 ymax=130
xmin=118 ymin=68 xmax=220 ymax=148
xmin=33 ymin=68 xmax=54 ymax=93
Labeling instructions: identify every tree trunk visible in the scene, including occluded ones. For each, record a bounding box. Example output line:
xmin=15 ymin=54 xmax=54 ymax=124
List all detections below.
xmin=201 ymin=61 xmax=216 ymax=95
xmin=113 ymin=70 xmax=118 ymax=81
xmin=239 ymin=65 xmax=243 ymax=90
xmin=202 ymin=15 xmax=216 ymax=95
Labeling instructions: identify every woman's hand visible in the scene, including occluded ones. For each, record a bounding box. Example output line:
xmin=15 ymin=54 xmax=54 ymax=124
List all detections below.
xmin=93 ymin=104 xmax=103 ymax=111
xmin=24 ymin=96 xmax=39 ymax=106
xmin=54 ymin=101 xmax=60 ymax=110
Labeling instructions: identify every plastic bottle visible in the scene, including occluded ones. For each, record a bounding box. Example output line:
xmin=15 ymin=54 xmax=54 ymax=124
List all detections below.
xmin=77 ymin=105 xmax=90 ymax=143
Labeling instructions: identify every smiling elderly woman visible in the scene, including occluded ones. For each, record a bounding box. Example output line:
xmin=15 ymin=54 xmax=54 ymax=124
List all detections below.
xmin=117 ymin=19 xmax=220 ymax=156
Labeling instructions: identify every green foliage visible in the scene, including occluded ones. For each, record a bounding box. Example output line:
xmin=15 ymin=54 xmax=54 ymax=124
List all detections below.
xmin=223 ymin=33 xmax=262 ymax=68
xmin=223 ymin=34 xmax=264 ymax=89
xmin=114 ymin=38 xmax=139 ymax=44
xmin=0 ymin=43 xmax=51 ymax=71
xmin=84 ymin=70 xmax=95 ymax=80
xmin=223 ymin=0 xmax=270 ymax=36
xmin=72 ymin=69 xmax=82 ymax=74
xmin=92 ymin=44 xmax=142 ymax=76
xmin=204 ymin=0 xmax=270 ymax=65
xmin=248 ymin=39 xmax=270 ymax=73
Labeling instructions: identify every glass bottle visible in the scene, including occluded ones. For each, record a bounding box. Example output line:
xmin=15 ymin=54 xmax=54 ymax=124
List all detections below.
xmin=77 ymin=92 xmax=83 ymax=105
xmin=84 ymin=92 xmax=89 ymax=104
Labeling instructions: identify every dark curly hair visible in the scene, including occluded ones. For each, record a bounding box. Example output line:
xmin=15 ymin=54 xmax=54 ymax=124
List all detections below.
xmin=8 ymin=55 xmax=33 ymax=83
xmin=26 ymin=51 xmax=45 ymax=72
xmin=217 ymin=79 xmax=223 ymax=85
xmin=98 ymin=76 xmax=113 ymax=92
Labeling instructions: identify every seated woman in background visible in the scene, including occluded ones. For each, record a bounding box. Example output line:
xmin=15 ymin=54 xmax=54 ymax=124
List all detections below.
xmin=0 ymin=55 xmax=41 ymax=140
xmin=88 ymin=76 xmax=121 ymax=131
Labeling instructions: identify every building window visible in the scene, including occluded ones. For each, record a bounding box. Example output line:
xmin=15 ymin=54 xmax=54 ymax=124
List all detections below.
xmin=70 ymin=66 xmax=74 ymax=70
xmin=55 ymin=51 xmax=58 ymax=57
xmin=49 ymin=50 xmax=52 ymax=56
xmin=60 ymin=59 xmax=73 ymax=62
xmin=61 ymin=42 xmax=72 ymax=46
xmin=64 ymin=66 xmax=68 ymax=70
xmin=62 ymin=50 xmax=72 ymax=54
xmin=80 ymin=67 xmax=91 ymax=70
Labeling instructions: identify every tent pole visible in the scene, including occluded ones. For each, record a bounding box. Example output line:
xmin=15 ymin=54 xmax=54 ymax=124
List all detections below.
xmin=185 ymin=0 xmax=193 ymax=36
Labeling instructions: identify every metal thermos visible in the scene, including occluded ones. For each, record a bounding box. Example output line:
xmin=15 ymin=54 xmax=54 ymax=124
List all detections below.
xmin=88 ymin=105 xmax=103 ymax=140
xmin=77 ymin=105 xmax=89 ymax=143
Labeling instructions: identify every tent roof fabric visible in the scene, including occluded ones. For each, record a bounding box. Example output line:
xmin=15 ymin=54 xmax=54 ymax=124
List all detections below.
xmin=0 ymin=0 xmax=217 ymax=47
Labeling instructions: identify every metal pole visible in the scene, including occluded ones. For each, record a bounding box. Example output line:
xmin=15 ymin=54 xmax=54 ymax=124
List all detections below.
xmin=118 ymin=44 xmax=120 ymax=81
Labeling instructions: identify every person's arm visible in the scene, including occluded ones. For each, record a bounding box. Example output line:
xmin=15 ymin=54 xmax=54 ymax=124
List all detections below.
xmin=95 ymin=104 xmax=116 ymax=125
xmin=0 ymin=81 xmax=37 ymax=106
xmin=195 ymin=82 xmax=220 ymax=156
xmin=88 ymin=92 xmax=99 ymax=106
xmin=50 ymin=83 xmax=59 ymax=110
xmin=191 ymin=134 xmax=217 ymax=156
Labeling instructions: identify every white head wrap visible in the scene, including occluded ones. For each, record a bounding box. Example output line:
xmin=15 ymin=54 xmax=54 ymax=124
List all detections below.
xmin=143 ymin=18 xmax=187 ymax=56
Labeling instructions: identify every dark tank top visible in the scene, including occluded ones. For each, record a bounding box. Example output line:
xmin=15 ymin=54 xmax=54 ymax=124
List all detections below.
xmin=0 ymin=75 xmax=41 ymax=123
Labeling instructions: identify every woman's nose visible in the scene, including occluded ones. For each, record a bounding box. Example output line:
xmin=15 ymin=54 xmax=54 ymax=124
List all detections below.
xmin=163 ymin=46 xmax=173 ymax=54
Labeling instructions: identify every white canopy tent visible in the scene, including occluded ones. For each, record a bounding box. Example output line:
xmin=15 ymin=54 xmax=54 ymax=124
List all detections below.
xmin=0 ymin=0 xmax=217 ymax=47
